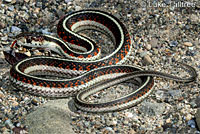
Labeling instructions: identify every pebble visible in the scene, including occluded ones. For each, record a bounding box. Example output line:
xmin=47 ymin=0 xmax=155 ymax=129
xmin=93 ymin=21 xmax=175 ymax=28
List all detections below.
xmin=190 ymin=100 xmax=197 ymax=108
xmin=169 ymin=41 xmax=178 ymax=47
xmin=129 ymin=129 xmax=137 ymax=134
xmin=166 ymin=118 xmax=171 ymax=124
xmin=102 ymin=127 xmax=115 ymax=134
xmin=139 ymin=51 xmax=147 ymax=57
xmin=185 ymin=114 xmax=193 ymax=121
xmin=188 ymin=119 xmax=196 ymax=128
xmin=0 ymin=91 xmax=5 ymax=99
xmin=1 ymin=36 xmax=8 ymax=41
xmin=0 ymin=22 xmax=5 ymax=29
xmin=75 ymin=6 xmax=82 ymax=11
xmin=123 ymin=119 xmax=129 ymax=125
xmin=24 ymin=51 xmax=31 ymax=57
xmin=84 ymin=121 xmax=90 ymax=128
xmin=145 ymin=44 xmax=151 ymax=50
xmin=65 ymin=0 xmax=72 ymax=3
xmin=125 ymin=112 xmax=133 ymax=118
xmin=190 ymin=14 xmax=199 ymax=23
xmin=11 ymin=26 xmax=22 ymax=33
xmin=143 ymin=55 xmax=153 ymax=65
xmin=183 ymin=42 xmax=193 ymax=47
xmin=5 ymin=119 xmax=14 ymax=129
xmin=153 ymin=48 xmax=158 ymax=54
xmin=33 ymin=50 xmax=42 ymax=56
xmin=8 ymin=6 xmax=14 ymax=11
xmin=31 ymin=98 xmax=39 ymax=106
xmin=150 ymin=38 xmax=158 ymax=48
xmin=41 ymin=29 xmax=52 ymax=35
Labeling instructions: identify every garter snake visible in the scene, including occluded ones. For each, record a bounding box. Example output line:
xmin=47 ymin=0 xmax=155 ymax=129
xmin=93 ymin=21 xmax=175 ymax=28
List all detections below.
xmin=8 ymin=10 xmax=197 ymax=112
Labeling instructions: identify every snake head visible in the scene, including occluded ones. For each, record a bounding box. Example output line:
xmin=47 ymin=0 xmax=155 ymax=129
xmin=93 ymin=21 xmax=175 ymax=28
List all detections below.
xmin=3 ymin=48 xmax=29 ymax=65
xmin=3 ymin=32 xmax=48 ymax=65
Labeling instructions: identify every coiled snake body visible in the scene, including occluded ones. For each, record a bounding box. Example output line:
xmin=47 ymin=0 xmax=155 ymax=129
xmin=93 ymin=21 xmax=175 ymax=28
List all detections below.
xmin=8 ymin=10 xmax=197 ymax=112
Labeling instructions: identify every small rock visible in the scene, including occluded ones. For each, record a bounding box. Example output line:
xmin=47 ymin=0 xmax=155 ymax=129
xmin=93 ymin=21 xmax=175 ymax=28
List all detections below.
xmin=150 ymin=38 xmax=158 ymax=48
xmin=194 ymin=38 xmax=199 ymax=47
xmin=75 ymin=6 xmax=82 ymax=11
xmin=31 ymin=98 xmax=39 ymax=106
xmin=185 ymin=114 xmax=192 ymax=121
xmin=143 ymin=55 xmax=153 ymax=65
xmin=166 ymin=118 xmax=171 ymax=124
xmin=187 ymin=119 xmax=196 ymax=128
xmin=106 ymin=120 xmax=114 ymax=126
xmin=5 ymin=119 xmax=14 ymax=129
xmin=11 ymin=26 xmax=22 ymax=33
xmin=155 ymin=90 xmax=167 ymax=101
xmin=129 ymin=129 xmax=137 ymax=134
xmin=123 ymin=119 xmax=129 ymax=125
xmin=34 ymin=8 xmax=40 ymax=13
xmin=67 ymin=2 xmax=73 ymax=6
xmin=33 ymin=50 xmax=42 ymax=56
xmin=76 ymin=121 xmax=83 ymax=129
xmin=8 ymin=6 xmax=14 ymax=11
xmin=177 ymin=21 xmax=182 ymax=25
xmin=186 ymin=50 xmax=196 ymax=56
xmin=169 ymin=41 xmax=178 ymax=47
xmin=1 ymin=36 xmax=8 ymax=41
xmin=12 ymin=101 xmax=19 ymax=107
xmin=127 ymin=13 xmax=131 ymax=17
xmin=36 ymin=1 xmax=42 ymax=7
xmin=112 ymin=112 xmax=118 ymax=117
xmin=139 ymin=51 xmax=147 ymax=57
xmin=1 ymin=127 xmax=10 ymax=134
xmin=65 ymin=0 xmax=72 ymax=3
xmin=112 ymin=120 xmax=117 ymax=126
xmin=125 ymin=112 xmax=133 ymax=118
xmin=0 ymin=91 xmax=5 ymax=98
xmin=56 ymin=9 xmax=65 ymax=18
xmin=84 ymin=121 xmax=90 ymax=128
xmin=190 ymin=14 xmax=199 ymax=23
xmin=0 ymin=22 xmax=5 ymax=29
xmin=188 ymin=47 xmax=194 ymax=50
xmin=41 ymin=29 xmax=52 ymax=35
xmin=153 ymin=48 xmax=158 ymax=55
xmin=24 ymin=51 xmax=31 ymax=57
xmin=190 ymin=100 xmax=197 ymax=108
xmin=183 ymin=42 xmax=193 ymax=47
xmin=145 ymin=44 xmax=151 ymax=50
xmin=102 ymin=127 xmax=115 ymax=134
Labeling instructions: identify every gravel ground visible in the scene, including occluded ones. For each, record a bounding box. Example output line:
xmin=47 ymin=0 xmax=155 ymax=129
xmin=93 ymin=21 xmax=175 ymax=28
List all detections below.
xmin=0 ymin=0 xmax=200 ymax=134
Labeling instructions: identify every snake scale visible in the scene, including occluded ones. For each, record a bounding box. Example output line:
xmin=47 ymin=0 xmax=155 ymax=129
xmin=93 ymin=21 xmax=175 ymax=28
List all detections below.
xmin=7 ymin=10 xmax=197 ymax=112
